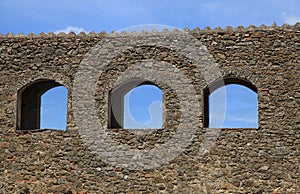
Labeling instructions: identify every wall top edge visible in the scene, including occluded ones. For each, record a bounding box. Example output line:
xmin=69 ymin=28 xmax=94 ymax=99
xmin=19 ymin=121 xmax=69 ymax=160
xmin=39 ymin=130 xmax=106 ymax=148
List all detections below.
xmin=1 ymin=22 xmax=299 ymax=38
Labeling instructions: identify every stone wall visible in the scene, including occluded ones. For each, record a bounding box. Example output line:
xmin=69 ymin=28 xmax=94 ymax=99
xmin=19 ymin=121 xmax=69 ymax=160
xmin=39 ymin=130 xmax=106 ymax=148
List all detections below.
xmin=0 ymin=23 xmax=299 ymax=193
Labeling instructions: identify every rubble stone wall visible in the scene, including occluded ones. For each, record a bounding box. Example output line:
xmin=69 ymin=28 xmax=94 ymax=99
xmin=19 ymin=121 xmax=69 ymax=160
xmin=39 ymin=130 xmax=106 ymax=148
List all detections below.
xmin=0 ymin=24 xmax=299 ymax=193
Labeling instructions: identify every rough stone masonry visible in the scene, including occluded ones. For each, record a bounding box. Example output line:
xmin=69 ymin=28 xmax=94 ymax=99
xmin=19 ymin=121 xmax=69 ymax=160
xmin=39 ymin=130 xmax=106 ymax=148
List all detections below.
xmin=0 ymin=23 xmax=299 ymax=193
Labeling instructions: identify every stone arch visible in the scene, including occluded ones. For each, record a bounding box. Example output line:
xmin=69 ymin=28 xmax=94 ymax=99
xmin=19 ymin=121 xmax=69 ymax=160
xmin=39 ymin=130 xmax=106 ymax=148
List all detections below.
xmin=17 ymin=79 xmax=68 ymax=130
xmin=108 ymin=78 xmax=162 ymax=129
xmin=220 ymin=65 xmax=259 ymax=88
xmin=15 ymin=73 xmax=70 ymax=93
xmin=203 ymin=76 xmax=258 ymax=128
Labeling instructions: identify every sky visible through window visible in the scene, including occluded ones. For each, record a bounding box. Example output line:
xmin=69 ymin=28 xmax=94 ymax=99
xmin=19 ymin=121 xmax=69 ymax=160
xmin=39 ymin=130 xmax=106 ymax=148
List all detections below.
xmin=40 ymin=86 xmax=68 ymax=130
xmin=209 ymin=84 xmax=258 ymax=128
xmin=124 ymin=85 xmax=162 ymax=129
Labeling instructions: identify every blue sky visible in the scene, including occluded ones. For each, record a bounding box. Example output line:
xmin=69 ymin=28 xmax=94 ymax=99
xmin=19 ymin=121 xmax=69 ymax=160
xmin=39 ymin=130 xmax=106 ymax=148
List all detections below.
xmin=0 ymin=0 xmax=299 ymax=34
xmin=124 ymin=85 xmax=162 ymax=129
xmin=209 ymin=84 xmax=258 ymax=128
xmin=40 ymin=86 xmax=68 ymax=130
xmin=1 ymin=0 xmax=299 ymax=129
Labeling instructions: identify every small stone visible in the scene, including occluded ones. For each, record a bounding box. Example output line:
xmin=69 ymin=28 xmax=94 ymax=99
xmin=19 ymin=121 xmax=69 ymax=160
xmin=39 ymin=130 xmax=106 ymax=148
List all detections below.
xmin=259 ymin=165 xmax=269 ymax=171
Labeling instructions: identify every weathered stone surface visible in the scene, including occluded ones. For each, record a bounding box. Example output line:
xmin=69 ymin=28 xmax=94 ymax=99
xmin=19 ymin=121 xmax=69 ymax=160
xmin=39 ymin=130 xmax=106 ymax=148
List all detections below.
xmin=0 ymin=23 xmax=299 ymax=193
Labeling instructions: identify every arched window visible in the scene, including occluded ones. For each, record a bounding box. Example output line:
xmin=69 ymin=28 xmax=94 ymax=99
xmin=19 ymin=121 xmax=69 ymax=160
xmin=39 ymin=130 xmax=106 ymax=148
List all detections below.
xmin=203 ymin=77 xmax=258 ymax=128
xmin=109 ymin=79 xmax=163 ymax=129
xmin=17 ymin=79 xmax=68 ymax=130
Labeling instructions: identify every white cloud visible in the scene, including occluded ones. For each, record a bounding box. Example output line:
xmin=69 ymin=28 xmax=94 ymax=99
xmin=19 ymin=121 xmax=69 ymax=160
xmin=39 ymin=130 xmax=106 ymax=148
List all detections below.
xmin=281 ymin=12 xmax=300 ymax=25
xmin=54 ymin=26 xmax=89 ymax=34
